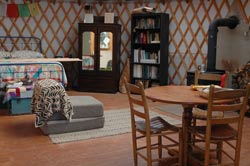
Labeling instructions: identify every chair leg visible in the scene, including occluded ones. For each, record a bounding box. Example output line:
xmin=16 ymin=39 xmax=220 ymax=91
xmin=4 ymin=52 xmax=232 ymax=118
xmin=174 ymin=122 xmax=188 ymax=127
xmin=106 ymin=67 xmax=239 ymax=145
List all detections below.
xmin=146 ymin=136 xmax=153 ymax=166
xmin=132 ymin=130 xmax=138 ymax=166
xmin=178 ymin=130 xmax=183 ymax=166
xmin=158 ymin=135 xmax=162 ymax=159
xmin=192 ymin=117 xmax=197 ymax=145
xmin=216 ymin=141 xmax=223 ymax=164
xmin=235 ymin=140 xmax=242 ymax=166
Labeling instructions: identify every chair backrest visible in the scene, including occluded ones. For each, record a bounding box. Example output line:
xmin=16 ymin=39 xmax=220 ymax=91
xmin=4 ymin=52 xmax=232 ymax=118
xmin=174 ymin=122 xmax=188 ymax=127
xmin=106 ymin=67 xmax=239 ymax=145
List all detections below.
xmin=124 ymin=79 xmax=151 ymax=131
xmin=206 ymin=83 xmax=250 ymax=139
xmin=195 ymin=70 xmax=229 ymax=88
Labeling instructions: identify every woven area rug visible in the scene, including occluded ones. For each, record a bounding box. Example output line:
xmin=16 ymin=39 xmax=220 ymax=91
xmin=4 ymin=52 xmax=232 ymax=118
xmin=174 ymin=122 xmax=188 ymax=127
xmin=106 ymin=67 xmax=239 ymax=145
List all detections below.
xmin=49 ymin=108 xmax=181 ymax=144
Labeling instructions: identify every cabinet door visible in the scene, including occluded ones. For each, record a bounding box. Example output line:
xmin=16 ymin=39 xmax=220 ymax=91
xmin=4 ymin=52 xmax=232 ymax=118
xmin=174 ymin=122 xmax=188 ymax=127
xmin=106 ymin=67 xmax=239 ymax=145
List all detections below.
xmin=99 ymin=31 xmax=113 ymax=72
xmin=79 ymin=25 xmax=97 ymax=72
xmin=80 ymin=27 xmax=115 ymax=73
xmin=81 ymin=31 xmax=96 ymax=71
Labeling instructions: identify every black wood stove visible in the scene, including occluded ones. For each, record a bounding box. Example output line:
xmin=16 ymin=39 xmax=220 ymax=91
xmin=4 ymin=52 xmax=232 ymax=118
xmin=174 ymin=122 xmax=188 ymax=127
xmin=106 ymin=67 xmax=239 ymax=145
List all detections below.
xmin=187 ymin=16 xmax=239 ymax=85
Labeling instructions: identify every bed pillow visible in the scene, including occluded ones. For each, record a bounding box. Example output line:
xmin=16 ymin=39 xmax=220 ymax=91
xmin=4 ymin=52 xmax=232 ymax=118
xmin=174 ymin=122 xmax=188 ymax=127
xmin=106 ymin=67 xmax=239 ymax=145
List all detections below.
xmin=0 ymin=51 xmax=11 ymax=59
xmin=11 ymin=50 xmax=44 ymax=59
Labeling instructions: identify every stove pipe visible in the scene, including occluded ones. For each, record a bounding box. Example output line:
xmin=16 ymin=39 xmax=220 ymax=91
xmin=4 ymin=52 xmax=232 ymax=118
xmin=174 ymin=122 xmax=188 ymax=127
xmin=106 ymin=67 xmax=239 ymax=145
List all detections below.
xmin=207 ymin=16 xmax=239 ymax=71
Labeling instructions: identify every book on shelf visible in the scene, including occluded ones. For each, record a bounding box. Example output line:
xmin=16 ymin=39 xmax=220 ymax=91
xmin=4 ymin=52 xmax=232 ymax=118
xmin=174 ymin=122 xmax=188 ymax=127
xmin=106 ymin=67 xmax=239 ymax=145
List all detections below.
xmin=133 ymin=48 xmax=160 ymax=64
xmin=133 ymin=49 xmax=140 ymax=62
xmin=151 ymin=66 xmax=158 ymax=79
xmin=143 ymin=66 xmax=158 ymax=79
xmin=136 ymin=32 xmax=147 ymax=44
xmin=140 ymin=59 xmax=157 ymax=64
xmin=157 ymin=50 xmax=160 ymax=63
xmin=151 ymin=40 xmax=160 ymax=43
xmin=134 ymin=17 xmax=158 ymax=29
xmin=133 ymin=64 xmax=142 ymax=78
xmin=133 ymin=65 xmax=158 ymax=79
xmin=134 ymin=32 xmax=160 ymax=44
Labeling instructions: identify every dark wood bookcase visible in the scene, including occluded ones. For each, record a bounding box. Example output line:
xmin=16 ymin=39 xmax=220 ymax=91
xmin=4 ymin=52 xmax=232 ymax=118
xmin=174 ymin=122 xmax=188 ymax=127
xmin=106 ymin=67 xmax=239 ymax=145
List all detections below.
xmin=130 ymin=13 xmax=169 ymax=87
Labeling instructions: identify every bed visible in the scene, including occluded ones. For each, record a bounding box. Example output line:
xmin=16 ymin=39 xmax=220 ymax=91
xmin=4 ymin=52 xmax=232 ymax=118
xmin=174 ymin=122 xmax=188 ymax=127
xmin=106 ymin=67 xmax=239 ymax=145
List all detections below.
xmin=0 ymin=36 xmax=68 ymax=114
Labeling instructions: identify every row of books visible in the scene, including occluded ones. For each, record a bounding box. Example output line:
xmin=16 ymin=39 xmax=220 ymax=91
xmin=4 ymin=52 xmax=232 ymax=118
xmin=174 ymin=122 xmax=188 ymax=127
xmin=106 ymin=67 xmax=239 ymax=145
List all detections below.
xmin=134 ymin=32 xmax=160 ymax=44
xmin=133 ymin=64 xmax=158 ymax=79
xmin=133 ymin=49 xmax=160 ymax=64
xmin=135 ymin=18 xmax=160 ymax=29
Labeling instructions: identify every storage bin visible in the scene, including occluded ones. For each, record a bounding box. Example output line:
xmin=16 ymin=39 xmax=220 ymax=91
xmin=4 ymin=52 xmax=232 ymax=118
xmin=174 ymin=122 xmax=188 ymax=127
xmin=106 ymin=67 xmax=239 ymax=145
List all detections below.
xmin=11 ymin=98 xmax=31 ymax=115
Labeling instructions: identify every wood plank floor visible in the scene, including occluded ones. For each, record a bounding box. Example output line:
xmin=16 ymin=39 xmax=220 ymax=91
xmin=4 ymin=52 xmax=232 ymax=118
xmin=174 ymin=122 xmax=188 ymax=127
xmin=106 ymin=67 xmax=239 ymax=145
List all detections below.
xmin=0 ymin=91 xmax=250 ymax=166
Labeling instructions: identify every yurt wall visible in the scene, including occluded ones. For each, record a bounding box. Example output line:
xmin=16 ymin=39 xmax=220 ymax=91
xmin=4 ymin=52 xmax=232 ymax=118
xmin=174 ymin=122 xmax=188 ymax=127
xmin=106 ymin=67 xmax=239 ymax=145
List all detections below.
xmin=0 ymin=0 xmax=250 ymax=85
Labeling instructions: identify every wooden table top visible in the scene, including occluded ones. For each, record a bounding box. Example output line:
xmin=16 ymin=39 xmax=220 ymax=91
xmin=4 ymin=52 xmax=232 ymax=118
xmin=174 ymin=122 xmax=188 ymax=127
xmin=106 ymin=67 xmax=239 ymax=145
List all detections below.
xmin=145 ymin=85 xmax=209 ymax=105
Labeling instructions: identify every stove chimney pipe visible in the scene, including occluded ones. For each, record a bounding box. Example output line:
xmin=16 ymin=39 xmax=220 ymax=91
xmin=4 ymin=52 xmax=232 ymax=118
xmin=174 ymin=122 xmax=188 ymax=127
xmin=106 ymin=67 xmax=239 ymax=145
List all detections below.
xmin=207 ymin=16 xmax=239 ymax=71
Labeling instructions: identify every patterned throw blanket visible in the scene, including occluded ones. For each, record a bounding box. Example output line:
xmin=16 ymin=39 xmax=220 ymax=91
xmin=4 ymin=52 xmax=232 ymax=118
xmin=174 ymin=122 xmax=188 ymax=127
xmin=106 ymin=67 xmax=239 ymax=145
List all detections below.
xmin=31 ymin=79 xmax=73 ymax=128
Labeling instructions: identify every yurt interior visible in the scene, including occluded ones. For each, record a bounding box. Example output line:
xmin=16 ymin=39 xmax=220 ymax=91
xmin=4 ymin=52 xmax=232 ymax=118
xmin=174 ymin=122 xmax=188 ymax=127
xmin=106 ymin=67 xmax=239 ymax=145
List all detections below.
xmin=0 ymin=0 xmax=250 ymax=165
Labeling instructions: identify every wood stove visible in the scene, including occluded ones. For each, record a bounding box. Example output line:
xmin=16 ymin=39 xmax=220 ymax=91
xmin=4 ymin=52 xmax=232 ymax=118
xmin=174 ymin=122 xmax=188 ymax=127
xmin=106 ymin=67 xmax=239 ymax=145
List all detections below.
xmin=187 ymin=16 xmax=240 ymax=85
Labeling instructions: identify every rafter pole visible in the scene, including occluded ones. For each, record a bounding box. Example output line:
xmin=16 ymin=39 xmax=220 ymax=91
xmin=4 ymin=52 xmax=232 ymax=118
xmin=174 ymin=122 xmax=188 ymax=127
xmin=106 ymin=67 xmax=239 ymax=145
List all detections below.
xmin=78 ymin=0 xmax=83 ymax=6
xmin=99 ymin=0 xmax=103 ymax=6
xmin=118 ymin=0 xmax=122 ymax=6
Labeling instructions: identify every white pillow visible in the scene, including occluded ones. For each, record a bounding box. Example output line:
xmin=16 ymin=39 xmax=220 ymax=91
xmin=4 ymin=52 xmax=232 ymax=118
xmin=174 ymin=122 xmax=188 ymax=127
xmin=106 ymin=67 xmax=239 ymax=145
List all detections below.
xmin=0 ymin=51 xmax=11 ymax=59
xmin=11 ymin=50 xmax=44 ymax=59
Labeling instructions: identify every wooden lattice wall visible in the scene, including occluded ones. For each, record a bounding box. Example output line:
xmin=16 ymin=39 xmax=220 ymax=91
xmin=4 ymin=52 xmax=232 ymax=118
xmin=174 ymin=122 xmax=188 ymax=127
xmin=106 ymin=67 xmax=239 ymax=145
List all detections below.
xmin=0 ymin=0 xmax=250 ymax=85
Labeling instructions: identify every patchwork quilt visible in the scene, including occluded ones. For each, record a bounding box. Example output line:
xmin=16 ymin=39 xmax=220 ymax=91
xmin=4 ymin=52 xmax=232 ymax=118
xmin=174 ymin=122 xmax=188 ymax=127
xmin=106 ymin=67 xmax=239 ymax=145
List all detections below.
xmin=2 ymin=85 xmax=33 ymax=103
xmin=0 ymin=61 xmax=67 ymax=85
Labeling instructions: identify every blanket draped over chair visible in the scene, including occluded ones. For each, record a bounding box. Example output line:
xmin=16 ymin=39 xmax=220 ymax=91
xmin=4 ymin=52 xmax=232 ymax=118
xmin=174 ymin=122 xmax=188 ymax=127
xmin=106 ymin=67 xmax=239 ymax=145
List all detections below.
xmin=31 ymin=79 xmax=73 ymax=128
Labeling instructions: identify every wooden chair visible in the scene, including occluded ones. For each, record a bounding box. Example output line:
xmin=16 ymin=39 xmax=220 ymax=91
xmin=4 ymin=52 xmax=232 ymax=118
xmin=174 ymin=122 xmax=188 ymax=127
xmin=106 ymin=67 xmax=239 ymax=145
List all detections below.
xmin=194 ymin=70 xmax=229 ymax=88
xmin=124 ymin=79 xmax=181 ymax=166
xmin=192 ymin=71 xmax=230 ymax=128
xmin=192 ymin=71 xmax=229 ymax=161
xmin=188 ymin=83 xmax=250 ymax=166
xmin=193 ymin=70 xmax=228 ymax=115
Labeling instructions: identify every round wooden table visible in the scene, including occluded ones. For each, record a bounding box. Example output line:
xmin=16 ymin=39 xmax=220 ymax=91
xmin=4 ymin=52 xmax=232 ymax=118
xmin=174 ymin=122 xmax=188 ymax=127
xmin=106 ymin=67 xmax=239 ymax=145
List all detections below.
xmin=145 ymin=85 xmax=210 ymax=166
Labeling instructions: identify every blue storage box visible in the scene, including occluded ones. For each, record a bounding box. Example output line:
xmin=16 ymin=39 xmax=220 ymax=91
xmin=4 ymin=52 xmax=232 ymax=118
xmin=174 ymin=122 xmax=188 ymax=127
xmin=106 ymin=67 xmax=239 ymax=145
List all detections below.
xmin=11 ymin=98 xmax=32 ymax=115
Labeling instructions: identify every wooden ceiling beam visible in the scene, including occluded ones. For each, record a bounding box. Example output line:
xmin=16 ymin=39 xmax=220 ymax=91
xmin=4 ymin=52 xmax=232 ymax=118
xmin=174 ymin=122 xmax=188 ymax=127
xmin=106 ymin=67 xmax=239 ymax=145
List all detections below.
xmin=118 ymin=0 xmax=122 ymax=6
xmin=78 ymin=0 xmax=83 ymax=5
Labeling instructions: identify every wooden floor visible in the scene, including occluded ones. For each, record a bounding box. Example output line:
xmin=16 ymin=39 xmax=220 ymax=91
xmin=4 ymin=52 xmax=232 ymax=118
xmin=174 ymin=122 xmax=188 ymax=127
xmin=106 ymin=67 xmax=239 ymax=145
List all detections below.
xmin=0 ymin=91 xmax=250 ymax=166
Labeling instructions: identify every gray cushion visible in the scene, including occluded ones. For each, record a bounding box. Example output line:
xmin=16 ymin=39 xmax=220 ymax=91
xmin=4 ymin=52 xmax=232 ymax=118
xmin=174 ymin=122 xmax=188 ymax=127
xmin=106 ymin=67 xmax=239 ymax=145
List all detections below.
xmin=49 ymin=96 xmax=104 ymax=120
xmin=41 ymin=96 xmax=105 ymax=135
xmin=70 ymin=96 xmax=104 ymax=118
xmin=41 ymin=116 xmax=105 ymax=135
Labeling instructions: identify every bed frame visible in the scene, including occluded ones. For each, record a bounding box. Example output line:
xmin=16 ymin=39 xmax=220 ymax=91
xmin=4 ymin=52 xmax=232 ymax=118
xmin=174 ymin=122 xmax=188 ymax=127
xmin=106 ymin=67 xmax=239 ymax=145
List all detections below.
xmin=0 ymin=61 xmax=67 ymax=86
xmin=0 ymin=36 xmax=42 ymax=53
xmin=0 ymin=36 xmax=67 ymax=115
xmin=0 ymin=35 xmax=67 ymax=85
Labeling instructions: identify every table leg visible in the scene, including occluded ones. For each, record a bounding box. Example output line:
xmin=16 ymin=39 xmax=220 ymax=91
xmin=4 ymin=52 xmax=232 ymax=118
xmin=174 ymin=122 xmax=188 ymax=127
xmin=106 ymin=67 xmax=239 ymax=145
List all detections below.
xmin=181 ymin=104 xmax=194 ymax=166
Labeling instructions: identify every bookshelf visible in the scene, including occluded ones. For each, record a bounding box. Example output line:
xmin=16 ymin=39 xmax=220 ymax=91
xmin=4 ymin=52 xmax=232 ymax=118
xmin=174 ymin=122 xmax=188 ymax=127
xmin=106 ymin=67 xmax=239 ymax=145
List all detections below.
xmin=130 ymin=13 xmax=169 ymax=87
